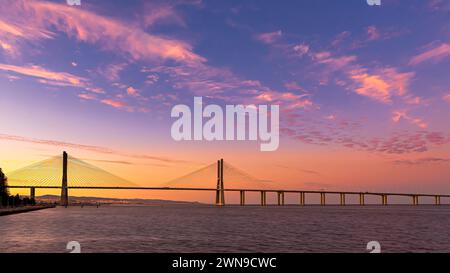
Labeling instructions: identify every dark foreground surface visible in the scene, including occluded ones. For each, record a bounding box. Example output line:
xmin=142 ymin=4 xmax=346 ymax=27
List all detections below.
xmin=0 ymin=205 xmax=55 ymax=217
xmin=0 ymin=205 xmax=449 ymax=253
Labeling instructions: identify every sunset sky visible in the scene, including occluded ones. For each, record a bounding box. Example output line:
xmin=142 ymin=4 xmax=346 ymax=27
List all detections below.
xmin=0 ymin=0 xmax=449 ymax=202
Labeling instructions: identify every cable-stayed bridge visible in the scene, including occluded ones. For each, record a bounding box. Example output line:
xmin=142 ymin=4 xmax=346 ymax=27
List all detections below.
xmin=4 ymin=152 xmax=450 ymax=206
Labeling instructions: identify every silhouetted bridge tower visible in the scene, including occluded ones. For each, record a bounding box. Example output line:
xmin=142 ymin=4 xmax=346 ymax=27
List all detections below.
xmin=61 ymin=151 xmax=68 ymax=206
xmin=5 ymin=152 xmax=450 ymax=206
xmin=215 ymin=159 xmax=225 ymax=206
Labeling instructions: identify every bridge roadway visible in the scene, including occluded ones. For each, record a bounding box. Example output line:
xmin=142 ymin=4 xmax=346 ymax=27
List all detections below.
xmin=6 ymin=185 xmax=450 ymax=206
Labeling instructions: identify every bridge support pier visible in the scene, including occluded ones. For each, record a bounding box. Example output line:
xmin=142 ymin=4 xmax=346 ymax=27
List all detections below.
xmin=435 ymin=196 xmax=441 ymax=206
xmin=277 ymin=192 xmax=285 ymax=206
xmin=340 ymin=193 xmax=346 ymax=206
xmin=299 ymin=192 xmax=305 ymax=206
xmin=320 ymin=192 xmax=326 ymax=206
xmin=240 ymin=190 xmax=245 ymax=206
xmin=359 ymin=193 xmax=365 ymax=206
xmin=30 ymin=187 xmax=35 ymax=200
xmin=412 ymin=195 xmax=419 ymax=205
xmin=260 ymin=191 xmax=266 ymax=206
xmin=381 ymin=195 xmax=388 ymax=205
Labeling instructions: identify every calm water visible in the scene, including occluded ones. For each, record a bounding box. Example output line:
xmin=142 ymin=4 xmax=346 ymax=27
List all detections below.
xmin=0 ymin=205 xmax=449 ymax=253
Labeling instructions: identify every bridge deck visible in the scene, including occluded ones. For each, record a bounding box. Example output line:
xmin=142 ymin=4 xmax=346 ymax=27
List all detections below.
xmin=5 ymin=185 xmax=450 ymax=198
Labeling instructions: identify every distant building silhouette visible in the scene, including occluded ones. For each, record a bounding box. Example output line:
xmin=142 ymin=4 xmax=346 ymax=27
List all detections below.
xmin=0 ymin=168 xmax=10 ymax=207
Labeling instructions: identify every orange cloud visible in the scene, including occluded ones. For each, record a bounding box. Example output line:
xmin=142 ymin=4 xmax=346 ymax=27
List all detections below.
xmin=349 ymin=68 xmax=414 ymax=103
xmin=409 ymin=42 xmax=450 ymax=65
xmin=0 ymin=40 xmax=16 ymax=55
xmin=101 ymin=99 xmax=128 ymax=109
xmin=126 ymin=86 xmax=138 ymax=96
xmin=0 ymin=19 xmax=24 ymax=37
xmin=0 ymin=18 xmax=53 ymax=57
xmin=255 ymin=91 xmax=313 ymax=110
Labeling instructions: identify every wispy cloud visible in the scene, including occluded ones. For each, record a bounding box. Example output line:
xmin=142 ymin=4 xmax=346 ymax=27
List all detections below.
xmin=96 ymin=63 xmax=128 ymax=82
xmin=392 ymin=110 xmax=427 ymax=129
xmin=409 ymin=42 xmax=450 ymax=65
xmin=140 ymin=2 xmax=186 ymax=28
xmin=126 ymin=86 xmax=139 ymax=96
xmin=393 ymin=157 xmax=450 ymax=165
xmin=349 ymin=68 xmax=415 ymax=103
xmin=256 ymin=30 xmax=282 ymax=44
xmin=0 ymin=63 xmax=87 ymax=88
xmin=78 ymin=93 xmax=97 ymax=101
xmin=1 ymin=0 xmax=205 ymax=63
xmin=0 ymin=133 xmax=190 ymax=164
xmin=444 ymin=93 xmax=450 ymax=102
xmin=367 ymin=26 xmax=381 ymax=41
xmin=0 ymin=18 xmax=53 ymax=57
xmin=100 ymin=99 xmax=128 ymax=109
xmin=309 ymin=49 xmax=415 ymax=103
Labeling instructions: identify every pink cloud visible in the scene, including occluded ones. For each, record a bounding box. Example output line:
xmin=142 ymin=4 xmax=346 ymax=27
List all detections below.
xmin=392 ymin=110 xmax=427 ymax=129
xmin=0 ymin=18 xmax=53 ymax=57
xmin=409 ymin=42 xmax=450 ymax=65
xmin=404 ymin=95 xmax=424 ymax=105
xmin=314 ymin=52 xmax=357 ymax=70
xmin=444 ymin=93 xmax=450 ymax=102
xmin=331 ymin=31 xmax=351 ymax=47
xmin=141 ymin=3 xmax=185 ymax=28
xmin=285 ymin=123 xmax=448 ymax=154
xmin=0 ymin=63 xmax=86 ymax=87
xmin=78 ymin=93 xmax=97 ymax=101
xmin=0 ymin=133 xmax=189 ymax=164
xmin=145 ymin=63 xmax=248 ymax=96
xmin=393 ymin=157 xmax=450 ymax=165
xmin=367 ymin=26 xmax=381 ymax=41
xmin=0 ymin=0 xmax=205 ymax=63
xmin=428 ymin=0 xmax=450 ymax=11
xmin=256 ymin=30 xmax=282 ymax=44
xmin=284 ymin=81 xmax=303 ymax=91
xmin=97 ymin=63 xmax=127 ymax=82
xmin=292 ymin=43 xmax=309 ymax=57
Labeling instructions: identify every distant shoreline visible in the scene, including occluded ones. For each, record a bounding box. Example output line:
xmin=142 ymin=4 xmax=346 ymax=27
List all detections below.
xmin=0 ymin=205 xmax=56 ymax=216
xmin=35 ymin=195 xmax=206 ymax=206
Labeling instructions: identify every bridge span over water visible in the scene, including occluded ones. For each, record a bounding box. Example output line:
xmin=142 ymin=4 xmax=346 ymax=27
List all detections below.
xmin=4 ymin=152 xmax=450 ymax=206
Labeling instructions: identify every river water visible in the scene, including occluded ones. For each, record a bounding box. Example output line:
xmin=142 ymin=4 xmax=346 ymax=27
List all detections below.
xmin=0 ymin=205 xmax=449 ymax=253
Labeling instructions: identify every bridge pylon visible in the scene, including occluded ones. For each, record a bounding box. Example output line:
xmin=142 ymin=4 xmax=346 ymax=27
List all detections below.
xmin=215 ymin=159 xmax=225 ymax=206
xmin=60 ymin=151 xmax=69 ymax=207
